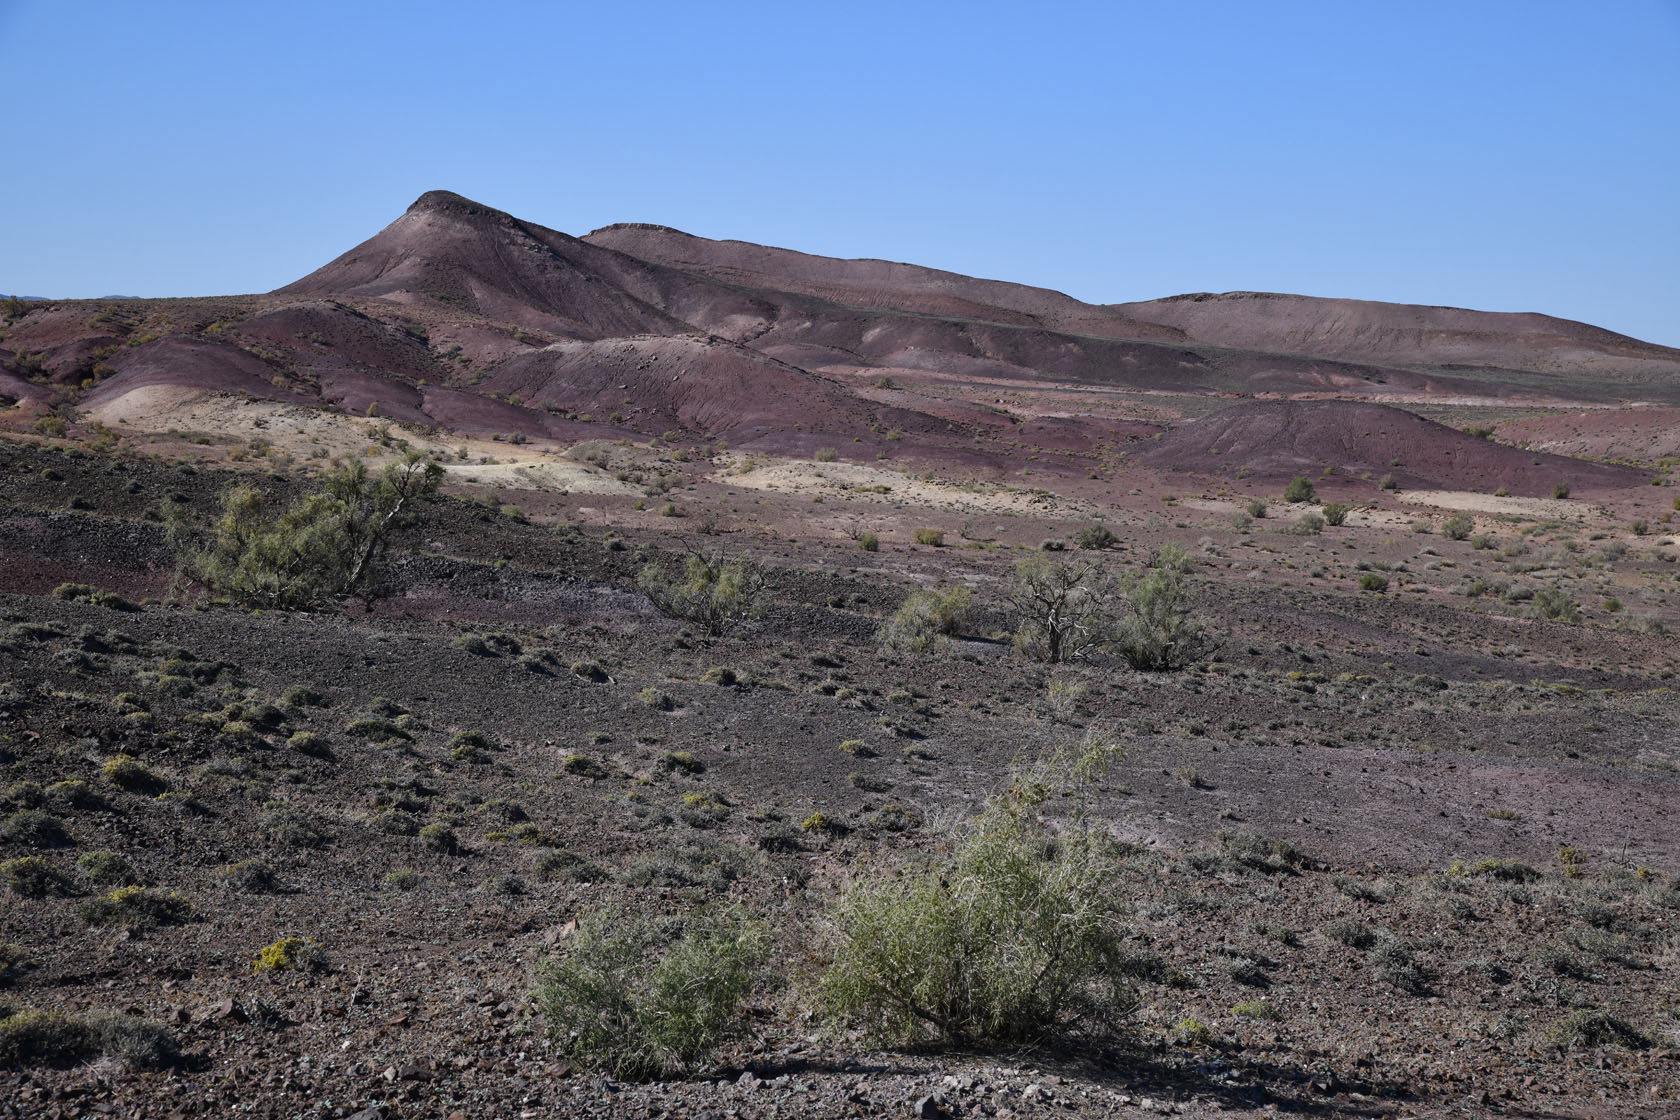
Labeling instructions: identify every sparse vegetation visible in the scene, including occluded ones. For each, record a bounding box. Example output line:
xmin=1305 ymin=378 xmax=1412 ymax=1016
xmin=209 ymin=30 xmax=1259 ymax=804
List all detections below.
xmin=638 ymin=551 xmax=766 ymax=636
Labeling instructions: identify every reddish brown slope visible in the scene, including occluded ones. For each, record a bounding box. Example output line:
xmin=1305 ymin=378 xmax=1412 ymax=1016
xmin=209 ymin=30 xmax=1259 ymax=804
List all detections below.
xmin=1131 ymin=399 xmax=1650 ymax=495
xmin=585 ymin=222 xmax=1188 ymax=343
xmin=1110 ymin=291 xmax=1680 ymax=381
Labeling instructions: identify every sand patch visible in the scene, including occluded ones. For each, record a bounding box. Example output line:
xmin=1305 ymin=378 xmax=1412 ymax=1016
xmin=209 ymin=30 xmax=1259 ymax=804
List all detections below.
xmin=443 ymin=459 xmax=640 ymax=495
xmin=1397 ymin=490 xmax=1587 ymax=520
xmin=711 ymin=455 xmax=1091 ymax=517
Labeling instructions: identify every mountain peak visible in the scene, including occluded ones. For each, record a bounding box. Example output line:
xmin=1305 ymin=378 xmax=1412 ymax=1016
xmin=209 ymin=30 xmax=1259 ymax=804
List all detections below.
xmin=406 ymin=190 xmax=511 ymax=223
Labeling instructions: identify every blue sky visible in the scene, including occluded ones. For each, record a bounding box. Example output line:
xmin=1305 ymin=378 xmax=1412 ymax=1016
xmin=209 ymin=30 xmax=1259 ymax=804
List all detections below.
xmin=2 ymin=1 xmax=1677 ymax=346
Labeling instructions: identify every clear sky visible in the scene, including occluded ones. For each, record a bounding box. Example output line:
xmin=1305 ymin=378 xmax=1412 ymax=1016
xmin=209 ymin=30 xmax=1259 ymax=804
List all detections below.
xmin=2 ymin=1 xmax=1676 ymax=346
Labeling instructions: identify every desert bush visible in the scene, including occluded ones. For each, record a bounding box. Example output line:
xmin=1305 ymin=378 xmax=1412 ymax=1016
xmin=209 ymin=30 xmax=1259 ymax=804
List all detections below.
xmin=1286 ymin=512 xmax=1324 ymax=536
xmin=813 ymin=447 xmax=838 ymax=462
xmin=76 ymin=850 xmax=131 ymax=885
xmin=0 ymin=809 xmax=70 ymax=848
xmin=170 ymin=452 xmax=442 ymax=610
xmin=1010 ymin=555 xmax=1119 ymax=664
xmin=819 ymin=731 xmax=1138 ymax=1046
xmin=1074 ymin=521 xmax=1119 ymax=550
xmin=263 ymin=805 xmax=330 ymax=849
xmin=1216 ymin=828 xmax=1306 ymax=874
xmin=1282 ymin=476 xmax=1316 ymax=503
xmin=101 ymin=754 xmax=167 ymax=795
xmin=1244 ymin=498 xmax=1268 ymax=519
xmin=534 ymin=907 xmax=766 ymax=1079
xmin=535 ymin=849 xmax=608 ymax=883
xmin=218 ymin=859 xmax=280 ymax=894
xmin=638 ymin=551 xmax=765 ymax=637
xmin=1553 ymin=482 xmax=1570 ymax=499
xmin=287 ymin=731 xmax=333 ymax=760
xmin=418 ymin=822 xmax=458 ymax=854
xmin=1358 ymin=573 xmax=1388 ymax=592
xmin=51 ymin=583 xmax=139 ymax=611
xmin=1442 ymin=514 xmax=1473 ymax=541
xmin=0 ymin=1007 xmax=177 ymax=1069
xmin=1549 ymin=1011 xmax=1650 ymax=1049
xmin=2 ymin=856 xmax=77 ymax=898
xmin=913 ymin=526 xmax=945 ymax=547
xmin=1114 ymin=544 xmax=1218 ymax=671
xmin=1320 ymin=502 xmax=1350 ymax=526
xmin=78 ymin=886 xmax=192 ymax=929
xmin=1322 ymin=918 xmax=1377 ymax=950
xmin=1529 ymin=587 xmax=1580 ymax=622
xmin=857 ymin=531 xmax=879 ymax=552
xmin=878 ymin=586 xmax=974 ymax=652
xmin=252 ymin=936 xmax=326 ymax=973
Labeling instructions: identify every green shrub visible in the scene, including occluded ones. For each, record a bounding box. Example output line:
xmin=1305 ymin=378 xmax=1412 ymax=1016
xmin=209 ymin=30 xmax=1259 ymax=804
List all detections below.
xmin=1553 ymin=482 xmax=1570 ymax=499
xmin=1244 ymin=498 xmax=1268 ymax=519
xmin=535 ymin=849 xmax=608 ymax=883
xmin=534 ymin=907 xmax=766 ymax=1079
xmin=561 ymin=754 xmax=610 ymax=779
xmin=857 ymin=531 xmax=880 ymax=552
xmin=1379 ymin=473 xmax=1398 ymax=490
xmin=1113 ymin=545 xmax=1217 ymax=671
xmin=877 ymin=586 xmax=974 ymax=652
xmin=344 ymin=717 xmax=411 ymax=743
xmin=2 ymin=856 xmax=77 ymax=898
xmin=638 ymin=687 xmax=676 ymax=711
xmin=0 ymin=1007 xmax=177 ymax=1069
xmin=0 ymin=809 xmax=70 ymax=848
xmin=418 ymin=822 xmax=458 ymax=854
xmin=1549 ymin=1011 xmax=1650 ymax=1049
xmin=1442 ymin=514 xmax=1473 ymax=541
xmin=1358 ymin=573 xmax=1388 ymax=593
xmin=252 ymin=936 xmax=326 ymax=973
xmin=78 ymin=886 xmax=192 ymax=929
xmin=51 ymin=583 xmax=139 ymax=611
xmin=1320 ymin=502 xmax=1350 ymax=526
xmin=76 ymin=850 xmax=131 ymax=885
xmin=813 ymin=447 xmax=838 ymax=462
xmin=819 ymin=732 xmax=1137 ymax=1046
xmin=1529 ymin=587 xmax=1580 ymax=622
xmin=102 ymin=754 xmax=167 ymax=794
xmin=1074 ymin=522 xmax=1118 ymax=550
xmin=638 ymin=552 xmax=766 ymax=636
xmin=287 ymin=731 xmax=333 ymax=759
xmin=263 ymin=806 xmax=330 ymax=848
xmin=913 ymin=526 xmax=945 ymax=547
xmin=170 ymin=452 xmax=441 ymax=610
xmin=218 ymin=859 xmax=280 ymax=894
xmin=1282 ymin=476 xmax=1315 ymax=503
xmin=1286 ymin=512 xmax=1324 ymax=536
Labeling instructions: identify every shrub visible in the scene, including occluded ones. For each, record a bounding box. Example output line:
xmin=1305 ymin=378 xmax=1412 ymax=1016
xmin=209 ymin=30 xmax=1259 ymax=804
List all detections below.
xmin=638 ymin=552 xmax=766 ymax=636
xmin=913 ymin=527 xmax=945 ymax=547
xmin=534 ymin=907 xmax=766 ymax=1079
xmin=857 ymin=531 xmax=880 ymax=552
xmin=1529 ymin=587 xmax=1580 ymax=622
xmin=1074 ymin=522 xmax=1118 ymax=550
xmin=1244 ymin=498 xmax=1268 ymax=519
xmin=1282 ymin=476 xmax=1315 ymax=503
xmin=813 ymin=447 xmax=838 ymax=462
xmin=2 ymin=856 xmax=76 ymax=898
xmin=1549 ymin=1011 xmax=1649 ymax=1049
xmin=218 ymin=859 xmax=280 ymax=894
xmin=1286 ymin=512 xmax=1324 ymax=536
xmin=287 ymin=731 xmax=333 ymax=759
xmin=170 ymin=452 xmax=442 ymax=610
xmin=561 ymin=754 xmax=610 ymax=779
xmin=1441 ymin=513 xmax=1473 ymax=541
xmin=1379 ymin=473 xmax=1398 ymax=490
xmin=638 ymin=687 xmax=676 ymax=711
xmin=344 ymin=717 xmax=411 ymax=743
xmin=101 ymin=754 xmax=167 ymax=794
xmin=1010 ymin=556 xmax=1118 ymax=664
xmin=1323 ymin=918 xmax=1377 ymax=950
xmin=0 ymin=1007 xmax=177 ymax=1069
xmin=0 ymin=809 xmax=70 ymax=848
xmin=78 ymin=886 xmax=192 ymax=929
xmin=418 ymin=822 xmax=458 ymax=854
xmin=263 ymin=806 xmax=330 ymax=849
xmin=252 ymin=936 xmax=326 ymax=973
xmin=1358 ymin=573 xmax=1388 ymax=593
xmin=51 ymin=583 xmax=139 ymax=611
xmin=1320 ymin=502 xmax=1351 ymax=526
xmin=819 ymin=732 xmax=1137 ymax=1046
xmin=1553 ymin=483 xmax=1570 ymax=499
xmin=1113 ymin=545 xmax=1218 ymax=671
xmin=76 ymin=850 xmax=131 ymax=885
xmin=535 ymin=849 xmax=608 ymax=883
xmin=877 ymin=586 xmax=974 ymax=652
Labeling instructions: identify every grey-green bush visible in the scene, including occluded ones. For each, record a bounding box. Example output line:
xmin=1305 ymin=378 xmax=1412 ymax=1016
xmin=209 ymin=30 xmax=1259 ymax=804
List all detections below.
xmin=877 ymin=586 xmax=973 ymax=652
xmin=638 ymin=552 xmax=766 ymax=636
xmin=534 ymin=907 xmax=766 ymax=1079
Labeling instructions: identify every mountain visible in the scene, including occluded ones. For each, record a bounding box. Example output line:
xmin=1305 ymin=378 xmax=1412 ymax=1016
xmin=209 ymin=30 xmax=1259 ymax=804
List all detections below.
xmin=5 ymin=189 xmax=1679 ymax=479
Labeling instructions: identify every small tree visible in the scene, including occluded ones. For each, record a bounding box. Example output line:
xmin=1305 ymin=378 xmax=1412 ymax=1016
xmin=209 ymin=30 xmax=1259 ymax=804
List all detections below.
xmin=173 ymin=452 xmax=442 ymax=610
xmin=1283 ymin=476 xmax=1316 ymax=503
xmin=1113 ymin=544 xmax=1219 ymax=671
xmin=638 ymin=551 xmax=766 ymax=636
xmin=1009 ymin=556 xmax=1118 ymax=664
